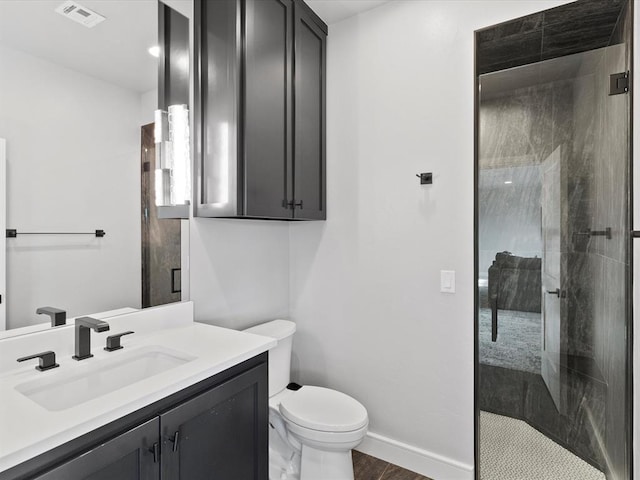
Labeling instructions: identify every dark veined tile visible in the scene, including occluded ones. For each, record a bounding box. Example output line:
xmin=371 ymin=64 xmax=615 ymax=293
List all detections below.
xmin=542 ymin=0 xmax=624 ymax=27
xmin=541 ymin=19 xmax=619 ymax=60
xmin=476 ymin=0 xmax=626 ymax=75
xmin=353 ymin=451 xmax=388 ymax=480
xmin=476 ymin=31 xmax=542 ymax=76
xmin=476 ymin=13 xmax=542 ymax=43
xmin=381 ymin=463 xmax=433 ymax=480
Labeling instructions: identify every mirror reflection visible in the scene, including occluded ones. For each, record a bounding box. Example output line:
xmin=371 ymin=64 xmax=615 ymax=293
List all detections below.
xmin=0 ymin=0 xmax=189 ymax=331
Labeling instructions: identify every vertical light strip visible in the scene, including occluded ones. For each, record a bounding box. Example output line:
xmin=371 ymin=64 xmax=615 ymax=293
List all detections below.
xmin=218 ymin=122 xmax=229 ymax=205
xmin=168 ymin=105 xmax=191 ymax=205
xmin=154 ymin=106 xmax=191 ymax=207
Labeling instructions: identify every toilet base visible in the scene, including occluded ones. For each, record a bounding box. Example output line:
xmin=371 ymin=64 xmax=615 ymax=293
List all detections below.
xmin=300 ymin=445 xmax=354 ymax=480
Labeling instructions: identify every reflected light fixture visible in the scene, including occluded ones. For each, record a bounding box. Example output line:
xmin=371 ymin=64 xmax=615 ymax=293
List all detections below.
xmin=504 ymin=180 xmax=513 ymax=185
xmin=148 ymin=45 xmax=161 ymax=58
xmin=154 ymin=105 xmax=191 ymax=207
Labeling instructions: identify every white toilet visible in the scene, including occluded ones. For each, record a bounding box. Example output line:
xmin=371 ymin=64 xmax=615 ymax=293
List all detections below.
xmin=244 ymin=320 xmax=368 ymax=480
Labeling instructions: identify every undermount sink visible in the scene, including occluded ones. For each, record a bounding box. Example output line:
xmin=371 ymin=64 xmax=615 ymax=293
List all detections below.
xmin=15 ymin=346 xmax=196 ymax=411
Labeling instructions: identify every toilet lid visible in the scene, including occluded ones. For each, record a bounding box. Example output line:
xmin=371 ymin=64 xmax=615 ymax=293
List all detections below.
xmin=279 ymin=386 xmax=368 ymax=432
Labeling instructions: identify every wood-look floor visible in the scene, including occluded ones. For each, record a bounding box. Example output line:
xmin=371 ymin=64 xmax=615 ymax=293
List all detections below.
xmin=353 ymin=451 xmax=433 ymax=480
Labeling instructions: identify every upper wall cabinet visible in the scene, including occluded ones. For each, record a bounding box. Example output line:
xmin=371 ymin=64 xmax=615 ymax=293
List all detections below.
xmin=194 ymin=0 xmax=327 ymax=220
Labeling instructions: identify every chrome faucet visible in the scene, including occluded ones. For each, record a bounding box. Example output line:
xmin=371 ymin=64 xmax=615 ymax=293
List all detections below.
xmin=36 ymin=306 xmax=66 ymax=327
xmin=72 ymin=317 xmax=110 ymax=360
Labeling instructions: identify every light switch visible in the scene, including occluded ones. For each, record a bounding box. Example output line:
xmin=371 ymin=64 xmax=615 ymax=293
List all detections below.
xmin=441 ymin=270 xmax=455 ymax=293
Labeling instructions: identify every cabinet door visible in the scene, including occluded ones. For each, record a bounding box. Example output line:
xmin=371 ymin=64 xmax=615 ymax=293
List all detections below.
xmin=159 ymin=3 xmax=190 ymax=109
xmin=244 ymin=0 xmax=293 ymax=218
xmin=33 ymin=418 xmax=159 ymax=480
xmin=160 ymin=363 xmax=268 ymax=479
xmin=196 ymin=0 xmax=242 ymax=217
xmin=293 ymin=2 xmax=326 ymax=220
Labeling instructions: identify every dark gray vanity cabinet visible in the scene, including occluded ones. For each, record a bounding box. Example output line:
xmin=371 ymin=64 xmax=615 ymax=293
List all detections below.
xmin=160 ymin=364 xmax=268 ymax=479
xmin=194 ymin=0 xmax=327 ymax=220
xmin=4 ymin=354 xmax=268 ymax=480
xmin=32 ymin=419 xmax=159 ymax=480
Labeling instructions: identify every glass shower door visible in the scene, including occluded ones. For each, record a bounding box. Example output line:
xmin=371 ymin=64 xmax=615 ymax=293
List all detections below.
xmin=477 ymin=40 xmax=631 ymax=479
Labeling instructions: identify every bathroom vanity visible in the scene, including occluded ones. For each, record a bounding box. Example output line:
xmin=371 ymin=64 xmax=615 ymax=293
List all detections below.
xmin=0 ymin=302 xmax=275 ymax=480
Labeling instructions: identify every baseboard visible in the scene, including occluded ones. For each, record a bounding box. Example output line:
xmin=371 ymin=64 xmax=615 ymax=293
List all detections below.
xmin=356 ymin=431 xmax=474 ymax=480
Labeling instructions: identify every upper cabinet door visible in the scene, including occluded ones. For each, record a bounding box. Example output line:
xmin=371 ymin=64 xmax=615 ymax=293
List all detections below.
xmin=293 ymin=1 xmax=326 ymax=220
xmin=244 ymin=0 xmax=293 ymax=218
xmin=195 ymin=0 xmax=242 ymax=217
xmin=159 ymin=4 xmax=189 ymax=109
xmin=194 ymin=0 xmax=326 ymax=220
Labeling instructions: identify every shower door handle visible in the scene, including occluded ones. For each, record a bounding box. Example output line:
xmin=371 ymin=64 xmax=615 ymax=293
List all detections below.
xmin=546 ymin=288 xmax=565 ymax=298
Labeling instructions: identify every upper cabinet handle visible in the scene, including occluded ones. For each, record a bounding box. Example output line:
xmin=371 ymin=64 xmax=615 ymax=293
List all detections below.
xmin=285 ymin=200 xmax=304 ymax=210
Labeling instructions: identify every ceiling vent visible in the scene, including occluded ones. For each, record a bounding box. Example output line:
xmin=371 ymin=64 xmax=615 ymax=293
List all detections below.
xmin=54 ymin=1 xmax=106 ymax=28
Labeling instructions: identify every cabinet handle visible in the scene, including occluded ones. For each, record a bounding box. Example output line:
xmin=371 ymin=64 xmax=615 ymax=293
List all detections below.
xmin=150 ymin=442 xmax=159 ymax=463
xmin=168 ymin=431 xmax=180 ymax=452
xmin=284 ymin=200 xmax=304 ymax=210
xmin=546 ymin=288 xmax=566 ymax=298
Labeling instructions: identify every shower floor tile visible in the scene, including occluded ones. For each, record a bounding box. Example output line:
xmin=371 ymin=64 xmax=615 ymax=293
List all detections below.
xmin=480 ymin=411 xmax=605 ymax=480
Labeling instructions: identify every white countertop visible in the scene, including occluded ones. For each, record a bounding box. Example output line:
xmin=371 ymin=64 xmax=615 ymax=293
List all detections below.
xmin=0 ymin=303 xmax=276 ymax=473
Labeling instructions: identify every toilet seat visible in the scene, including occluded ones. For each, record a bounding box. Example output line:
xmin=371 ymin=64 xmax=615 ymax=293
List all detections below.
xmin=279 ymin=386 xmax=368 ymax=432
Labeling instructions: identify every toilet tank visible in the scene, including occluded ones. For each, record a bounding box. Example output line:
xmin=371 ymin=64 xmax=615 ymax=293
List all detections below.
xmin=244 ymin=320 xmax=296 ymax=396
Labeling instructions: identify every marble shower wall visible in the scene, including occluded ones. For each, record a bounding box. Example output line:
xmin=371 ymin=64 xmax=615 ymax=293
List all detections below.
xmin=479 ymin=81 xmax=572 ymax=278
xmin=477 ymin=166 xmax=542 ymax=278
xmin=572 ymin=42 xmax=630 ymax=480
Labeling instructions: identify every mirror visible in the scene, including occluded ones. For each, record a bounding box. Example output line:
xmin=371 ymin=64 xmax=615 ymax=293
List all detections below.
xmin=0 ymin=0 xmax=191 ymax=332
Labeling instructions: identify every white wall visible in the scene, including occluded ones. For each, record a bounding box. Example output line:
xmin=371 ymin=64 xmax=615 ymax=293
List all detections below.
xmin=0 ymin=45 xmax=142 ymax=328
xmin=190 ymin=218 xmax=290 ymax=329
xmin=176 ymin=0 xmax=290 ymax=330
xmin=140 ymin=88 xmax=157 ymax=126
xmin=288 ymin=1 xmax=573 ymax=478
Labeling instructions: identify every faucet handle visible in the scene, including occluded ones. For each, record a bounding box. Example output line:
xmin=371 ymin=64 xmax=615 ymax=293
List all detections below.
xmin=104 ymin=331 xmax=134 ymax=352
xmin=17 ymin=351 xmax=59 ymax=371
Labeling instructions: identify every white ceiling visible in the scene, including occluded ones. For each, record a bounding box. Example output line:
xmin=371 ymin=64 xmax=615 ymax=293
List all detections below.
xmin=0 ymin=0 xmax=158 ymax=93
xmin=305 ymin=0 xmax=390 ymax=24
xmin=0 ymin=0 xmax=386 ymax=94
